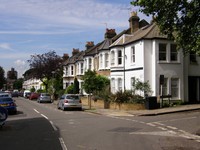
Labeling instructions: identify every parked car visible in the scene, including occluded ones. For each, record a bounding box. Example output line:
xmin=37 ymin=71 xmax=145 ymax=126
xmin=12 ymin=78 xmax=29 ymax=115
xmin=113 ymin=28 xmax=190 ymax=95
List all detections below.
xmin=0 ymin=93 xmax=12 ymax=98
xmin=29 ymin=92 xmax=40 ymax=100
xmin=25 ymin=92 xmax=31 ymax=99
xmin=23 ymin=90 xmax=31 ymax=97
xmin=11 ymin=92 xmax=19 ymax=97
xmin=57 ymin=94 xmax=82 ymax=111
xmin=0 ymin=97 xmax=17 ymax=114
xmin=37 ymin=93 xmax=52 ymax=103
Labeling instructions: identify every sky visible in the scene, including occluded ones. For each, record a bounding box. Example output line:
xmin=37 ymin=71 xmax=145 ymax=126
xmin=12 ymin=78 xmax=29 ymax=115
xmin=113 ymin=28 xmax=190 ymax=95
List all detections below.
xmin=0 ymin=0 xmax=151 ymax=78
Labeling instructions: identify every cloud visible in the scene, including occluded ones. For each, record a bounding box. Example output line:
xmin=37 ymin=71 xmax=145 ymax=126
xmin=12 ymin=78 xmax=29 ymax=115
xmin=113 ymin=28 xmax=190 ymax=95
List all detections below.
xmin=0 ymin=43 xmax=13 ymax=50
xmin=0 ymin=0 xmax=133 ymax=32
xmin=14 ymin=59 xmax=26 ymax=66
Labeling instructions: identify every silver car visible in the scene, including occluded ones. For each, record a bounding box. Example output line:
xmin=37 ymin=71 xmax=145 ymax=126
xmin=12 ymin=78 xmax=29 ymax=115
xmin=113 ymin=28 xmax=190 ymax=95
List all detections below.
xmin=37 ymin=93 xmax=52 ymax=103
xmin=57 ymin=94 xmax=82 ymax=111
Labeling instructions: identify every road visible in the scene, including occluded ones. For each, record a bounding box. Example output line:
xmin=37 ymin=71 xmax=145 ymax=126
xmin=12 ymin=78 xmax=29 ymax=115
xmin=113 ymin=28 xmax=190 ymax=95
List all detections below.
xmin=0 ymin=97 xmax=199 ymax=150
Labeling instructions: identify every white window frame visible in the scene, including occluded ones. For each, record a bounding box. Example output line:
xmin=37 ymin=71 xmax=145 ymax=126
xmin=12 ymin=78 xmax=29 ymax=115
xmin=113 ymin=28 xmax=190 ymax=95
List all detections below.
xmin=99 ymin=54 xmax=103 ymax=68
xmin=171 ymin=78 xmax=179 ymax=98
xmin=159 ymin=43 xmax=167 ymax=61
xmin=118 ymin=50 xmax=122 ymax=65
xmin=111 ymin=51 xmax=115 ymax=66
xmin=170 ymin=44 xmax=178 ymax=62
xmin=71 ymin=66 xmax=74 ymax=75
xmin=105 ymin=53 xmax=109 ymax=68
xmin=131 ymin=46 xmax=135 ymax=63
xmin=118 ymin=78 xmax=122 ymax=91
xmin=111 ymin=78 xmax=115 ymax=93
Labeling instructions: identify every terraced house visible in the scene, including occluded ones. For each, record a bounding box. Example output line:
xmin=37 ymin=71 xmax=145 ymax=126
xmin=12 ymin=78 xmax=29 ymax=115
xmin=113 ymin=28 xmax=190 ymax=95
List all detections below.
xmin=63 ymin=11 xmax=200 ymax=104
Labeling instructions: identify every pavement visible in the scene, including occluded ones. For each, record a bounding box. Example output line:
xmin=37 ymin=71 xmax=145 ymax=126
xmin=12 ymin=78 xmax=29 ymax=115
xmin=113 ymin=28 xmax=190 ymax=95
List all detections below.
xmin=83 ymin=104 xmax=200 ymax=116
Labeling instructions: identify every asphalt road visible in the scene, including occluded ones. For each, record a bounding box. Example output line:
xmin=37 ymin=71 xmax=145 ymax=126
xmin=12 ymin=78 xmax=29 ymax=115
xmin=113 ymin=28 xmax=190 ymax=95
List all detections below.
xmin=1 ymin=97 xmax=200 ymax=150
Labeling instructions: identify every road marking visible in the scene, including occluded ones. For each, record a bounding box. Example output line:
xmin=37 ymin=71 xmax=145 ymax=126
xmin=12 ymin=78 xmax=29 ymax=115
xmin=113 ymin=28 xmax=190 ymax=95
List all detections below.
xmin=166 ymin=126 xmax=177 ymax=130
xmin=59 ymin=137 xmax=68 ymax=150
xmin=130 ymin=131 xmax=178 ymax=137
xmin=146 ymin=123 xmax=156 ymax=127
xmin=41 ymin=114 xmax=48 ymax=120
xmin=50 ymin=121 xmax=57 ymax=131
xmin=157 ymin=126 xmax=168 ymax=131
xmin=33 ymin=109 xmax=40 ymax=113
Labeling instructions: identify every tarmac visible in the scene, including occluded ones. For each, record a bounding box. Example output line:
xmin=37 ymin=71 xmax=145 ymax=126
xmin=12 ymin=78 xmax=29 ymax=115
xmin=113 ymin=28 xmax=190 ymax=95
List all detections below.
xmin=83 ymin=104 xmax=200 ymax=116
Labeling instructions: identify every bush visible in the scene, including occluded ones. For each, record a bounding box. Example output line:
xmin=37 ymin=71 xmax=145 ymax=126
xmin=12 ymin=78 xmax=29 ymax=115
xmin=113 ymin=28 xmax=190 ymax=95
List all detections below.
xmin=65 ymin=85 xmax=74 ymax=94
xmin=111 ymin=90 xmax=144 ymax=104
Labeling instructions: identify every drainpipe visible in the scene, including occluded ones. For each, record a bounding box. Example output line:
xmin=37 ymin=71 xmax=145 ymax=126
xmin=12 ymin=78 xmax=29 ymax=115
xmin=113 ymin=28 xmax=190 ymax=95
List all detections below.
xmin=123 ymin=46 xmax=126 ymax=91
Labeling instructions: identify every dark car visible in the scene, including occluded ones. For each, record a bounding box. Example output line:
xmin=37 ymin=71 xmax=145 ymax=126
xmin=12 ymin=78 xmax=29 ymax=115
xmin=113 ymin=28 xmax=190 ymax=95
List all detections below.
xmin=11 ymin=92 xmax=19 ymax=97
xmin=29 ymin=92 xmax=40 ymax=100
xmin=0 ymin=97 xmax=17 ymax=114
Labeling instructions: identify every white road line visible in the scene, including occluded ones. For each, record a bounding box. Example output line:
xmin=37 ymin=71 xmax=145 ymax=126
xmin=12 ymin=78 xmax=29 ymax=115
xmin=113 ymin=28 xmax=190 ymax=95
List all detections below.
xmin=59 ymin=137 xmax=68 ymax=150
xmin=166 ymin=126 xmax=177 ymax=130
xmin=41 ymin=114 xmax=48 ymax=120
xmin=146 ymin=123 xmax=156 ymax=127
xmin=49 ymin=121 xmax=57 ymax=131
xmin=33 ymin=109 xmax=40 ymax=113
xmin=157 ymin=126 xmax=168 ymax=131
xmin=153 ymin=122 xmax=164 ymax=126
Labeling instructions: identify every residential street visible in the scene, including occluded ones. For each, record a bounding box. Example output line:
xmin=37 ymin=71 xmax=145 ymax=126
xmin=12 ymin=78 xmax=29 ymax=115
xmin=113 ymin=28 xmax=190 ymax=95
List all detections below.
xmin=0 ymin=97 xmax=200 ymax=150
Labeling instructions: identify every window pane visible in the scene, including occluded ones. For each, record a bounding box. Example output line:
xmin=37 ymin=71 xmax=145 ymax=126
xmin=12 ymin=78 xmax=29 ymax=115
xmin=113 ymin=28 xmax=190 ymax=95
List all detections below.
xmin=170 ymin=44 xmax=177 ymax=61
xmin=162 ymin=78 xmax=168 ymax=95
xmin=159 ymin=43 xmax=167 ymax=61
xmin=118 ymin=50 xmax=122 ymax=65
xmin=132 ymin=46 xmax=135 ymax=63
xmin=171 ymin=78 xmax=179 ymax=98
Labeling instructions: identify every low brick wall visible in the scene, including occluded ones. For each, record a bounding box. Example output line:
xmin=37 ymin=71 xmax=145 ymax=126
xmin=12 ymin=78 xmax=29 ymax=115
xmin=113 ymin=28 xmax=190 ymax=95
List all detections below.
xmin=81 ymin=96 xmax=145 ymax=110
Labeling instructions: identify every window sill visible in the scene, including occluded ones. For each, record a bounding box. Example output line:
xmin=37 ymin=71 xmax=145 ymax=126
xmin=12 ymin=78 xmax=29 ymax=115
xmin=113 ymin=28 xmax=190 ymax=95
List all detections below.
xmin=158 ymin=61 xmax=180 ymax=64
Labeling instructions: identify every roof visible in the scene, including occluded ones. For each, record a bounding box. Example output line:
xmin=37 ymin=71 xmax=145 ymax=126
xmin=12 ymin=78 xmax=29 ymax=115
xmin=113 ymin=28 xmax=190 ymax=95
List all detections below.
xmin=110 ymin=23 xmax=168 ymax=47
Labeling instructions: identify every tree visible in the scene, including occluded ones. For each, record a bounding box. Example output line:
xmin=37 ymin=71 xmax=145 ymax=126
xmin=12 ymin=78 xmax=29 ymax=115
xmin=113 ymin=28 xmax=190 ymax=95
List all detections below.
xmin=27 ymin=51 xmax=63 ymax=92
xmin=0 ymin=66 xmax=6 ymax=89
xmin=82 ymin=70 xmax=110 ymax=108
xmin=132 ymin=78 xmax=152 ymax=97
xmin=131 ymin=0 xmax=200 ymax=55
xmin=82 ymin=70 xmax=97 ymax=94
xmin=73 ymin=77 xmax=79 ymax=94
xmin=13 ymin=78 xmax=23 ymax=90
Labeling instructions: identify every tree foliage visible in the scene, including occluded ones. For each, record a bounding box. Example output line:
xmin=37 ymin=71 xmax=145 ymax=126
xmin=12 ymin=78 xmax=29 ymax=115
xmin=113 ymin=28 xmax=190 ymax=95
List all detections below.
xmin=0 ymin=66 xmax=6 ymax=89
xmin=82 ymin=70 xmax=110 ymax=95
xmin=27 ymin=51 xmax=63 ymax=91
xmin=73 ymin=77 xmax=79 ymax=94
xmin=13 ymin=78 xmax=23 ymax=90
xmin=131 ymin=0 xmax=200 ymax=55
xmin=132 ymin=78 xmax=152 ymax=96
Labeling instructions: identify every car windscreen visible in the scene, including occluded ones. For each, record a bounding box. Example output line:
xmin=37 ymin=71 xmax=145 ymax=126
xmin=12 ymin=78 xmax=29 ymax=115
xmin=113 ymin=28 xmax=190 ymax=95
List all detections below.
xmin=42 ymin=93 xmax=50 ymax=96
xmin=66 ymin=96 xmax=79 ymax=99
xmin=0 ymin=98 xmax=13 ymax=102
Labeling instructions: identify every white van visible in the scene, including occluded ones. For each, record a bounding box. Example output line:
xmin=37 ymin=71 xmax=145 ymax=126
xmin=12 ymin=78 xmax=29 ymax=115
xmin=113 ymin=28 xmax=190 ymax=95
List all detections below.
xmin=23 ymin=90 xmax=31 ymax=97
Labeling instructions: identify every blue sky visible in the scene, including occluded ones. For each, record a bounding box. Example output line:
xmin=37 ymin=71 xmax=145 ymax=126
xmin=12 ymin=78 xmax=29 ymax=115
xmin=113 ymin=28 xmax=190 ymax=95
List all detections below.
xmin=0 ymin=0 xmax=150 ymax=77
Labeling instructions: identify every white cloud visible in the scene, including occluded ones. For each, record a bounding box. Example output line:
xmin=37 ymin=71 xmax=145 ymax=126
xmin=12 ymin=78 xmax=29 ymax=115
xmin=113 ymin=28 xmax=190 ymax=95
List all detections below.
xmin=14 ymin=59 xmax=26 ymax=66
xmin=0 ymin=43 xmax=12 ymax=50
xmin=0 ymin=0 xmax=134 ymax=31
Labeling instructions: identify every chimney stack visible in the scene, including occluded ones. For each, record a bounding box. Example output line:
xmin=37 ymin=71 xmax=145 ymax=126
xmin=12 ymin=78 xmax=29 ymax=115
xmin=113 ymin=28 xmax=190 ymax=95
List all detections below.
xmin=72 ymin=48 xmax=79 ymax=56
xmin=85 ymin=41 xmax=94 ymax=50
xmin=63 ymin=53 xmax=69 ymax=60
xmin=129 ymin=11 xmax=139 ymax=34
xmin=104 ymin=28 xmax=117 ymax=39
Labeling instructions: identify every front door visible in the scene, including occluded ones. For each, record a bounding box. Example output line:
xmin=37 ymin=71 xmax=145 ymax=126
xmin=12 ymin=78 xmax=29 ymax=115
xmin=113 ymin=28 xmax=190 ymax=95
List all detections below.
xmin=188 ymin=77 xmax=200 ymax=103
